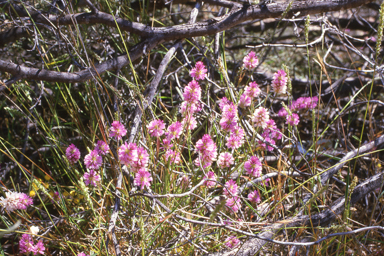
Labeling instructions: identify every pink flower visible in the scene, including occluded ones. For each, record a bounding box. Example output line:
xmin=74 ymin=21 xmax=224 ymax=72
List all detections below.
xmin=33 ymin=240 xmax=45 ymax=254
xmin=226 ymin=196 xmax=241 ymax=213
xmin=66 ymin=144 xmax=80 ymax=164
xmin=264 ymin=120 xmax=282 ymax=140
xmin=243 ymin=51 xmax=258 ymax=70
xmin=84 ymin=169 xmax=101 ymax=186
xmin=134 ymin=169 xmax=153 ymax=190
xmin=238 ymin=94 xmax=251 ymax=108
xmin=84 ymin=150 xmax=102 ymax=170
xmin=248 ymin=190 xmax=261 ymax=204
xmin=0 ymin=191 xmax=33 ymax=212
xmin=161 ymin=138 xmax=173 ymax=150
xmin=244 ymin=156 xmax=262 ymax=177
xmin=182 ymin=115 xmax=197 ymax=130
xmin=118 ymin=142 xmax=138 ymax=166
xmin=217 ymin=152 xmax=234 ymax=168
xmin=190 ymin=61 xmax=207 ymax=80
xmin=286 ymin=113 xmax=300 ymax=126
xmin=164 ymin=149 xmax=181 ymax=164
xmin=109 ymin=121 xmax=127 ymax=140
xmin=147 ymin=119 xmax=165 ymax=138
xmin=245 ymin=81 xmax=261 ymax=98
xmin=78 ymin=253 xmax=89 ymax=256
xmin=183 ymin=80 xmax=201 ymax=103
xmin=225 ymin=236 xmax=240 ymax=249
xmin=219 ymin=97 xmax=231 ymax=110
xmin=278 ymin=107 xmax=288 ymax=117
xmin=166 ymin=121 xmax=183 ymax=140
xmin=19 ymin=234 xmax=34 ymax=254
xmin=131 ymin=147 xmax=149 ymax=172
xmin=251 ymin=107 xmax=269 ymax=129
xmin=180 ymin=102 xmax=201 ymax=116
xmin=95 ymin=140 xmax=109 ymax=155
xmin=203 ymin=171 xmax=216 ymax=188
xmin=263 ymin=178 xmax=270 ymax=186
xmin=271 ymin=69 xmax=287 ymax=94
xmin=223 ymin=180 xmax=238 ymax=197
xmin=258 ymin=137 xmax=276 ymax=151
xmin=226 ymin=126 xmax=245 ymax=149
xmin=195 ymin=134 xmax=217 ymax=168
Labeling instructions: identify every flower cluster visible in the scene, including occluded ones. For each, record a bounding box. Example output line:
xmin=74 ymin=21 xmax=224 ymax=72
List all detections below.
xmin=278 ymin=96 xmax=318 ymax=126
xmin=251 ymin=106 xmax=270 ymax=129
xmin=244 ymin=156 xmax=262 ymax=177
xmin=243 ymin=51 xmax=258 ymax=70
xmin=217 ymin=152 xmax=234 ymax=168
xmin=195 ymin=134 xmax=217 ymax=168
xmin=0 ymin=191 xmax=33 ymax=212
xmin=66 ymin=144 xmax=81 ymax=164
xmin=95 ymin=140 xmax=110 ymax=155
xmin=239 ymin=81 xmax=261 ymax=108
xmin=19 ymin=234 xmax=45 ymax=255
xmin=190 ymin=61 xmax=207 ymax=80
xmin=225 ymin=236 xmax=240 ymax=249
xmin=203 ymin=171 xmax=216 ymax=188
xmin=84 ymin=150 xmax=102 ymax=170
xmin=248 ymin=190 xmax=261 ymax=204
xmin=78 ymin=253 xmax=90 ymax=256
xmin=109 ymin=120 xmax=127 ymax=140
xmin=219 ymin=98 xmax=245 ymax=149
xmin=147 ymin=119 xmax=165 ymax=138
xmin=271 ymin=69 xmax=288 ymax=94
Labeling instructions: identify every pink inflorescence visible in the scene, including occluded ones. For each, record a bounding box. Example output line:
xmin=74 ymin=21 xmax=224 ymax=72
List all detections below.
xmin=251 ymin=107 xmax=270 ymax=129
xmin=286 ymin=113 xmax=300 ymax=126
xmin=134 ymin=169 xmax=153 ymax=190
xmin=84 ymin=169 xmax=101 ymax=187
xmin=238 ymin=94 xmax=251 ymax=108
xmin=243 ymin=51 xmax=258 ymax=70
xmin=258 ymin=136 xmax=276 ymax=151
xmin=130 ymin=147 xmax=149 ymax=172
xmin=147 ymin=119 xmax=166 ymax=138
xmin=225 ymin=196 xmax=242 ymax=213
xmin=95 ymin=140 xmax=110 ymax=155
xmin=19 ymin=234 xmax=45 ymax=255
xmin=203 ymin=171 xmax=216 ymax=188
xmin=77 ymin=253 xmax=90 ymax=256
xmin=217 ymin=152 xmax=234 ymax=168
xmin=109 ymin=121 xmax=127 ymax=140
xmin=0 ymin=191 xmax=33 ymax=212
xmin=248 ymin=190 xmax=261 ymax=204
xmin=166 ymin=121 xmax=183 ymax=140
xmin=271 ymin=69 xmax=288 ymax=94
xmin=278 ymin=96 xmax=318 ymax=117
xmin=183 ymin=80 xmax=201 ymax=104
xmin=223 ymin=180 xmax=238 ymax=198
xmin=244 ymin=81 xmax=261 ymax=98
xmin=84 ymin=150 xmax=102 ymax=170
xmin=66 ymin=144 xmax=81 ymax=164
xmin=225 ymin=236 xmax=240 ymax=249
xmin=226 ymin=125 xmax=245 ymax=150
xmin=195 ymin=134 xmax=217 ymax=168
xmin=164 ymin=149 xmax=181 ymax=164
xmin=190 ymin=61 xmax=207 ymax=80
xmin=244 ymin=156 xmax=262 ymax=177
xmin=118 ymin=142 xmax=138 ymax=166
xmin=220 ymin=102 xmax=238 ymax=132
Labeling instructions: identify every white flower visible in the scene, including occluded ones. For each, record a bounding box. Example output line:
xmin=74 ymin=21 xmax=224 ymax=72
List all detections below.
xmin=30 ymin=226 xmax=40 ymax=235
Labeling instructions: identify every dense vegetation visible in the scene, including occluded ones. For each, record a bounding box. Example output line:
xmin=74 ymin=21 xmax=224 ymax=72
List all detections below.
xmin=1 ymin=0 xmax=384 ymax=255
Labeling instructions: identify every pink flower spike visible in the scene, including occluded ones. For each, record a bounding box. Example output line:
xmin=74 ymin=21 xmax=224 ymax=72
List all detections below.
xmin=248 ymin=190 xmax=261 ymax=204
xmin=190 ymin=61 xmax=207 ymax=80
xmin=84 ymin=169 xmax=101 ymax=187
xmin=147 ymin=119 xmax=165 ymax=138
xmin=131 ymin=147 xmax=149 ymax=172
xmin=203 ymin=171 xmax=216 ymax=188
xmin=84 ymin=150 xmax=102 ymax=170
xmin=33 ymin=240 xmax=45 ymax=255
xmin=78 ymin=253 xmax=90 ymax=256
xmin=164 ymin=149 xmax=181 ymax=164
xmin=239 ymin=94 xmax=252 ymax=108
xmin=226 ymin=196 xmax=241 ymax=213
xmin=109 ymin=121 xmax=127 ymax=140
xmin=251 ymin=107 xmax=270 ymax=129
xmin=217 ymin=152 xmax=234 ymax=168
xmin=244 ymin=156 xmax=262 ymax=177
xmin=182 ymin=115 xmax=197 ymax=130
xmin=223 ymin=180 xmax=238 ymax=197
xmin=66 ymin=144 xmax=81 ymax=164
xmin=134 ymin=169 xmax=153 ymax=190
xmin=219 ymin=97 xmax=230 ymax=110
xmin=118 ymin=142 xmax=138 ymax=166
xmin=245 ymin=81 xmax=261 ymax=98
xmin=0 ymin=191 xmax=33 ymax=212
xmin=183 ymin=80 xmax=201 ymax=103
xmin=243 ymin=51 xmax=258 ymax=70
xmin=95 ymin=140 xmax=110 ymax=155
xmin=286 ymin=113 xmax=300 ymax=126
xmin=166 ymin=121 xmax=183 ymax=140
xmin=271 ymin=69 xmax=288 ymax=94
xmin=225 ymin=236 xmax=240 ymax=249
xmin=259 ymin=137 xmax=276 ymax=151
xmin=19 ymin=234 xmax=34 ymax=254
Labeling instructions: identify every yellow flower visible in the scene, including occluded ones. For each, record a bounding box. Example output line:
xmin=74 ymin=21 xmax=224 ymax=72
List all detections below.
xmin=29 ymin=190 xmax=36 ymax=197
